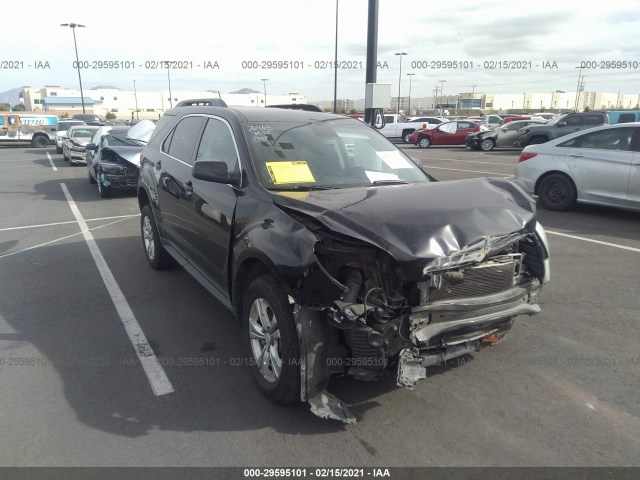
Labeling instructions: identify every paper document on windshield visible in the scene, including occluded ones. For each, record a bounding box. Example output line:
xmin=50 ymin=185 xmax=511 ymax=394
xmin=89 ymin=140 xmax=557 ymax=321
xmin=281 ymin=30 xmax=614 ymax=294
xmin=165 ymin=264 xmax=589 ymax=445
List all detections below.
xmin=365 ymin=171 xmax=400 ymax=183
xmin=376 ymin=151 xmax=413 ymax=169
xmin=265 ymin=161 xmax=316 ymax=184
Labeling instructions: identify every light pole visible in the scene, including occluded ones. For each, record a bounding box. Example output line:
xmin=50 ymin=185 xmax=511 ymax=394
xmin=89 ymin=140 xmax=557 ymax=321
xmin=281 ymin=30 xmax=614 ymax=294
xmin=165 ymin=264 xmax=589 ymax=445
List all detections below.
xmin=333 ymin=0 xmax=339 ymax=113
xmin=260 ymin=78 xmax=269 ymax=107
xmin=406 ymin=73 xmax=415 ymax=116
xmin=133 ymin=80 xmax=139 ymax=121
xmin=439 ymin=80 xmax=446 ymax=115
xmin=395 ymin=52 xmax=407 ymax=114
xmin=164 ymin=61 xmax=173 ymax=108
xmin=60 ymin=23 xmax=86 ymax=114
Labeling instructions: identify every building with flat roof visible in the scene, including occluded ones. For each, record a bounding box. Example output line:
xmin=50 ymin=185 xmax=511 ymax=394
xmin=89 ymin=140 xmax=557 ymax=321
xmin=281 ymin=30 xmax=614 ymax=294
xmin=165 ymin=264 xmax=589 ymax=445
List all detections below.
xmin=20 ymin=86 xmax=308 ymax=120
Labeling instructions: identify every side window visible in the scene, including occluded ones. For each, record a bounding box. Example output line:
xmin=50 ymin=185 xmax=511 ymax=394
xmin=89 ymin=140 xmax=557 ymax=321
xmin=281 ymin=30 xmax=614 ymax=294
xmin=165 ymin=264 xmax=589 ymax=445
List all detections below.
xmin=166 ymin=116 xmax=205 ymax=164
xmin=618 ymin=113 xmax=636 ymax=123
xmin=558 ymin=128 xmax=634 ymax=150
xmin=564 ymin=116 xmax=582 ymax=126
xmin=384 ymin=115 xmax=395 ymax=124
xmin=584 ymin=115 xmax=604 ymax=125
xmin=196 ymin=118 xmax=239 ymax=173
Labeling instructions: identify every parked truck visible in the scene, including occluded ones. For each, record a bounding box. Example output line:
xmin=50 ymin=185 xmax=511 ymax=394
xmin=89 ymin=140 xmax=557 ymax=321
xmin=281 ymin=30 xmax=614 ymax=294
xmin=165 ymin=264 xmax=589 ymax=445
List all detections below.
xmin=513 ymin=111 xmax=608 ymax=148
xmin=0 ymin=113 xmax=57 ymax=147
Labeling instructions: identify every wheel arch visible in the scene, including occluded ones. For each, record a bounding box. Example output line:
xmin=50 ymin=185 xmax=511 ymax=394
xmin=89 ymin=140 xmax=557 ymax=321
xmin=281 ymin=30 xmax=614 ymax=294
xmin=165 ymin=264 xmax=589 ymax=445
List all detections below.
xmin=232 ymin=256 xmax=282 ymax=322
xmin=534 ymin=170 xmax=577 ymax=196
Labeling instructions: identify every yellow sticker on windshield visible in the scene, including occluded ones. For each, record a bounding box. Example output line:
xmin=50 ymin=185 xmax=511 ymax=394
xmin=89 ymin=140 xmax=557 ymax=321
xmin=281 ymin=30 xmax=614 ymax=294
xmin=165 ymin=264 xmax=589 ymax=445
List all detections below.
xmin=265 ymin=161 xmax=315 ymax=184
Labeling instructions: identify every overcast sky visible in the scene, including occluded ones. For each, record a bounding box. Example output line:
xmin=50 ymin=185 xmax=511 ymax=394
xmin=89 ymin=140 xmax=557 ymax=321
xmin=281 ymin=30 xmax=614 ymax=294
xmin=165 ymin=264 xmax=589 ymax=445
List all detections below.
xmin=3 ymin=0 xmax=639 ymax=100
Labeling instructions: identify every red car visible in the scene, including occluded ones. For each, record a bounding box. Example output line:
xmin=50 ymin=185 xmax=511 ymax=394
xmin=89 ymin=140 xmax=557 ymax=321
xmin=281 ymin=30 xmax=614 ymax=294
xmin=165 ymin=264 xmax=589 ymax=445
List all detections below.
xmin=408 ymin=121 xmax=484 ymax=148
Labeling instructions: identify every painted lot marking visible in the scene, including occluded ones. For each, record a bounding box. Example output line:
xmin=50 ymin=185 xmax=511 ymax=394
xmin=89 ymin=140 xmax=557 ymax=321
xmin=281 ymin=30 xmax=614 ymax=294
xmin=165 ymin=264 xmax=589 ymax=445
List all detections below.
xmin=427 ymin=157 xmax=517 ymax=167
xmin=46 ymin=152 xmax=57 ymax=172
xmin=0 ymin=217 xmax=136 ymax=259
xmin=0 ymin=214 xmax=139 ymax=232
xmin=423 ymin=165 xmax=512 ymax=176
xmin=546 ymin=230 xmax=640 ymax=253
xmin=60 ymin=183 xmax=174 ymax=396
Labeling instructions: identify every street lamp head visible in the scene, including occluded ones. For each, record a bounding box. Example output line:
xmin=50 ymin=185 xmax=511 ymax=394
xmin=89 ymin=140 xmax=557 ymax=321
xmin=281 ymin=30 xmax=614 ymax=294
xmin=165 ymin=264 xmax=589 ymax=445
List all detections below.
xmin=61 ymin=23 xmax=85 ymax=28
xmin=395 ymin=52 xmax=407 ymax=56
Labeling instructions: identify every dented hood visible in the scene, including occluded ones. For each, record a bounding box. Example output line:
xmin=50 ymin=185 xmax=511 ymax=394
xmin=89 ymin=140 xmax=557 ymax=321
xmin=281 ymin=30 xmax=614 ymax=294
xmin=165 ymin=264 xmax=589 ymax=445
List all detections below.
xmin=274 ymin=177 xmax=537 ymax=277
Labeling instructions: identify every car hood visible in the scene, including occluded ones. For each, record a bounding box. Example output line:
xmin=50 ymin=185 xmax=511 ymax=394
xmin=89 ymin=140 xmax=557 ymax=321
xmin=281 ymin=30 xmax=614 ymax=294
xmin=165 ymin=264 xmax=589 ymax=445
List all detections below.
xmin=273 ymin=178 xmax=537 ymax=279
xmin=71 ymin=138 xmax=92 ymax=146
xmin=102 ymin=146 xmax=144 ymax=167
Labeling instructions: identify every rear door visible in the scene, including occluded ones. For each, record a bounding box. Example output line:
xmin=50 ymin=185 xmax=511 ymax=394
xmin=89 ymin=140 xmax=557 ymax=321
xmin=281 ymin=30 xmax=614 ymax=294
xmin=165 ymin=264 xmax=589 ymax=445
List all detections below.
xmin=156 ymin=115 xmax=206 ymax=253
xmin=453 ymin=122 xmax=477 ymax=144
xmin=558 ymin=126 xmax=636 ymax=204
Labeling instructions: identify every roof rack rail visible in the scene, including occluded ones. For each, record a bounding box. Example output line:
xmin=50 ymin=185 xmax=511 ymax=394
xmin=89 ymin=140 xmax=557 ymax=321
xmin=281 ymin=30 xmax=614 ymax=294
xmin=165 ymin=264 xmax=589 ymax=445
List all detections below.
xmin=267 ymin=104 xmax=323 ymax=112
xmin=175 ymin=98 xmax=228 ymax=107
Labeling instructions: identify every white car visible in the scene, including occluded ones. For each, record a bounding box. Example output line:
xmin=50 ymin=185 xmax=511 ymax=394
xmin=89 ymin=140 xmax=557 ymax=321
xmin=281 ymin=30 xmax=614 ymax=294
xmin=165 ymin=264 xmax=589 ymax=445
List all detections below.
xmin=515 ymin=122 xmax=640 ymax=211
xmin=55 ymin=120 xmax=86 ymax=153
xmin=401 ymin=116 xmax=445 ymax=142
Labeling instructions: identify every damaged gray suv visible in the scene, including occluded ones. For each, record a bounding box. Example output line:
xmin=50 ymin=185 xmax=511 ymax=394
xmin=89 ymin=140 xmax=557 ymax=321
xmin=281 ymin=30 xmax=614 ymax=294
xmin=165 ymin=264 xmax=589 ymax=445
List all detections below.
xmin=137 ymin=100 xmax=551 ymax=423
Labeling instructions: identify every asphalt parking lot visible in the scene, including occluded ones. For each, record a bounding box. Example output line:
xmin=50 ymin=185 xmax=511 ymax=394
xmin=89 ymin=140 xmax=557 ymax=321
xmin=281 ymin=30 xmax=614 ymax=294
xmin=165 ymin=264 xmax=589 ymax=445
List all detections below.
xmin=0 ymin=144 xmax=639 ymax=467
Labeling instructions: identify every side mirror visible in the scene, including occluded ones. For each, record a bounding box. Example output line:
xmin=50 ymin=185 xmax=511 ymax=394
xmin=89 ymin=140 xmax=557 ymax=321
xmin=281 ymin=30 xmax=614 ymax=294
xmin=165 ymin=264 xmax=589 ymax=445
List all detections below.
xmin=86 ymin=143 xmax=98 ymax=151
xmin=557 ymin=121 xmax=567 ymax=127
xmin=193 ymin=160 xmax=241 ymax=186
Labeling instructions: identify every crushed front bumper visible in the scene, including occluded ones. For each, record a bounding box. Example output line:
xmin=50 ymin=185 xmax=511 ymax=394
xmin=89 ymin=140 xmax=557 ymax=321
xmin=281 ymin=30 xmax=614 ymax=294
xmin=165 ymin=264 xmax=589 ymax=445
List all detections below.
xmin=397 ymin=280 xmax=542 ymax=389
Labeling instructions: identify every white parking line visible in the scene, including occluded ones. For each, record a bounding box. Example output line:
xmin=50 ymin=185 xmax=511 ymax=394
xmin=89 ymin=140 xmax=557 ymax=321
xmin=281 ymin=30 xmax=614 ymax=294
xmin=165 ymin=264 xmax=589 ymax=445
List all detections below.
xmin=546 ymin=230 xmax=640 ymax=253
xmin=46 ymin=152 xmax=57 ymax=172
xmin=0 ymin=214 xmax=139 ymax=232
xmin=0 ymin=217 xmax=136 ymax=259
xmin=60 ymin=183 xmax=174 ymax=397
xmin=423 ymin=165 xmax=512 ymax=176
xmin=427 ymin=157 xmax=516 ymax=167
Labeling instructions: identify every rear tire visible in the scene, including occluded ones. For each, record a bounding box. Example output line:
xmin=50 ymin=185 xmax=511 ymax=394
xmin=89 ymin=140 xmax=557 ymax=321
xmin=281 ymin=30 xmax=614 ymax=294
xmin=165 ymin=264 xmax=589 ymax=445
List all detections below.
xmin=529 ymin=136 xmax=548 ymax=145
xmin=32 ymin=135 xmax=49 ymax=148
xmin=538 ymin=173 xmax=577 ymax=211
xmin=242 ymin=274 xmax=300 ymax=404
xmin=402 ymin=130 xmax=414 ymax=143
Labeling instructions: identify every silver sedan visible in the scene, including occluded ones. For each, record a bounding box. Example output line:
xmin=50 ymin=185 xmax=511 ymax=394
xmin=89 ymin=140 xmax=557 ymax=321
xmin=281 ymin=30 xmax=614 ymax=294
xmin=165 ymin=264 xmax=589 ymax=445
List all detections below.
xmin=515 ymin=123 xmax=640 ymax=211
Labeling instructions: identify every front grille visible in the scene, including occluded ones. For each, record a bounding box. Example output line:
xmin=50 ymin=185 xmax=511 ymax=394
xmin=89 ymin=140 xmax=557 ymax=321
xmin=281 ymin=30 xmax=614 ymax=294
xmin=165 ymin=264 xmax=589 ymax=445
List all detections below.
xmin=429 ymin=257 xmax=518 ymax=302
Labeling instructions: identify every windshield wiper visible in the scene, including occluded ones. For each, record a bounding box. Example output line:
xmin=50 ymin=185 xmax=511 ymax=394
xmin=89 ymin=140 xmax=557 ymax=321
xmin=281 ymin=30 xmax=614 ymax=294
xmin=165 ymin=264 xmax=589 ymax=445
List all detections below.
xmin=269 ymin=185 xmax=339 ymax=191
xmin=371 ymin=179 xmax=409 ymax=186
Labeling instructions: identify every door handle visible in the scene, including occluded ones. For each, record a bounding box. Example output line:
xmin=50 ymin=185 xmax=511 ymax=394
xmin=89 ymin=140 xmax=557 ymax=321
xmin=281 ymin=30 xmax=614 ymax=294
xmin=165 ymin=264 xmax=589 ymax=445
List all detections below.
xmin=569 ymin=154 xmax=584 ymax=157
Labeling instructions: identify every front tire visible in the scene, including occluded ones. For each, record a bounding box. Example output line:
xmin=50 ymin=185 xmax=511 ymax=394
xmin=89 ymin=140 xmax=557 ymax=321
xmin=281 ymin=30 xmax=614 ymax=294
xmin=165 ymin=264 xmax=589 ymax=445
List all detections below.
xmin=96 ymin=169 xmax=111 ymax=198
xmin=538 ymin=173 xmax=577 ymax=211
xmin=480 ymin=138 xmax=495 ymax=151
xmin=140 ymin=204 xmax=174 ymax=269
xmin=417 ymin=135 xmax=431 ymax=148
xmin=242 ymin=275 xmax=300 ymax=404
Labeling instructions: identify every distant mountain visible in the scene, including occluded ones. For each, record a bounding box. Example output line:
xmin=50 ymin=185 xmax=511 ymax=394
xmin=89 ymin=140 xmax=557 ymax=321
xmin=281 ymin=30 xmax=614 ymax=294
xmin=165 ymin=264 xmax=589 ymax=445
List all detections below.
xmin=0 ymin=88 xmax=21 ymax=106
xmin=230 ymin=88 xmax=261 ymax=94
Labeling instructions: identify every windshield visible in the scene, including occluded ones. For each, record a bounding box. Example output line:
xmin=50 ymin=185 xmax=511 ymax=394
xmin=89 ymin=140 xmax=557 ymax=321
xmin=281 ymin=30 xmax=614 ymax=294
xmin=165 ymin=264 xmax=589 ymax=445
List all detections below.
xmin=243 ymin=119 xmax=429 ymax=190
xmin=70 ymin=128 xmax=97 ymax=139
xmin=546 ymin=114 xmax=568 ymax=126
